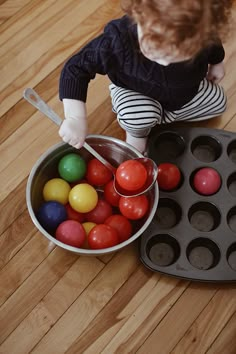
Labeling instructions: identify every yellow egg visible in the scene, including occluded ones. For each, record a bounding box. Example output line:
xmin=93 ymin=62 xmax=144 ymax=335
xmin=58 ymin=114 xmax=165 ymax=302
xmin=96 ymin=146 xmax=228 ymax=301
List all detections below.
xmin=43 ymin=178 xmax=71 ymax=205
xmin=69 ymin=183 xmax=98 ymax=213
xmin=81 ymin=222 xmax=96 ymax=249
xmin=82 ymin=222 xmax=97 ymax=235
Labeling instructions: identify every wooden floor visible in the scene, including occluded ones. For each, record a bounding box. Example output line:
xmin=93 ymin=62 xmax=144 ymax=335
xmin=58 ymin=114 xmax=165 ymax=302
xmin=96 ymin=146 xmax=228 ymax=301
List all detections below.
xmin=1 ymin=1 xmax=236 ymax=353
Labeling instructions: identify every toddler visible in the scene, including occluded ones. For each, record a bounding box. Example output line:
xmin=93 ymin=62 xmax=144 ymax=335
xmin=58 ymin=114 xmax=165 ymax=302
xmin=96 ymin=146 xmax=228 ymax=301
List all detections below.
xmin=59 ymin=0 xmax=233 ymax=154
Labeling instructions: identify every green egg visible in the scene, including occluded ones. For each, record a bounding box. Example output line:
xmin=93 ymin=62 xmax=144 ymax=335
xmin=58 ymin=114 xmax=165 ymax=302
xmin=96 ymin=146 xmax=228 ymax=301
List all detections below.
xmin=58 ymin=153 xmax=86 ymax=182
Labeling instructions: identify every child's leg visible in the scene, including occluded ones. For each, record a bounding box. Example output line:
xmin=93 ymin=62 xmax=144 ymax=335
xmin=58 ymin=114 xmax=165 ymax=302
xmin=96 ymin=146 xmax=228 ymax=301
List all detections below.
xmin=109 ymin=84 xmax=162 ymax=153
xmin=162 ymin=79 xmax=226 ymax=123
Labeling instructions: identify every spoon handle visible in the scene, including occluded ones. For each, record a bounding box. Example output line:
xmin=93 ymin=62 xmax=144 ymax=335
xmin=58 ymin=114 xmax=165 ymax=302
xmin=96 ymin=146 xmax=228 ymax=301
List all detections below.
xmin=23 ymin=88 xmax=116 ymax=173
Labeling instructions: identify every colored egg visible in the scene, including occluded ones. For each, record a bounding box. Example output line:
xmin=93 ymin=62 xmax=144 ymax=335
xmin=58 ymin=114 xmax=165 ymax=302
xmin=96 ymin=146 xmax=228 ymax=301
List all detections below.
xmin=82 ymin=222 xmax=97 ymax=235
xmin=43 ymin=178 xmax=71 ymax=204
xmin=193 ymin=167 xmax=221 ymax=195
xmin=58 ymin=153 xmax=86 ymax=182
xmin=55 ymin=220 xmax=86 ymax=248
xmin=69 ymin=183 xmax=98 ymax=213
xmin=37 ymin=201 xmax=67 ymax=231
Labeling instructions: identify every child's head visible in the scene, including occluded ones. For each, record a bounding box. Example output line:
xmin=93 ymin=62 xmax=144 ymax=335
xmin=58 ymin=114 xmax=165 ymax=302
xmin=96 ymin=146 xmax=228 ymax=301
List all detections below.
xmin=122 ymin=0 xmax=233 ymax=65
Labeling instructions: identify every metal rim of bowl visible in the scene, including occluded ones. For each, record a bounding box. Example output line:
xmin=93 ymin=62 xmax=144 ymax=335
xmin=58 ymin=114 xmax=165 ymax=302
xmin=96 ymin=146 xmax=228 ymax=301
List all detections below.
xmin=26 ymin=135 xmax=159 ymax=256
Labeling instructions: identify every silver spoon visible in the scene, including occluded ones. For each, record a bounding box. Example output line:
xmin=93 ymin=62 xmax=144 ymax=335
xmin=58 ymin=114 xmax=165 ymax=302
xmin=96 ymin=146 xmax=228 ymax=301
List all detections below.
xmin=23 ymin=88 xmax=158 ymax=197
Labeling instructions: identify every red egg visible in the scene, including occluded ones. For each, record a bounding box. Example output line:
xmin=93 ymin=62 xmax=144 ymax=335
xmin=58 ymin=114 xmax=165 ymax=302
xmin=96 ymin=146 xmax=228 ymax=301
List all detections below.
xmin=85 ymin=199 xmax=113 ymax=224
xmin=157 ymin=163 xmax=181 ymax=191
xmin=104 ymin=180 xmax=121 ymax=207
xmin=105 ymin=214 xmax=132 ymax=243
xmin=65 ymin=203 xmax=85 ymax=223
xmin=116 ymin=160 xmax=147 ymax=191
xmin=193 ymin=167 xmax=221 ymax=195
xmin=88 ymin=224 xmax=119 ymax=249
xmin=119 ymin=195 xmax=149 ymax=220
xmin=86 ymin=158 xmax=113 ymax=186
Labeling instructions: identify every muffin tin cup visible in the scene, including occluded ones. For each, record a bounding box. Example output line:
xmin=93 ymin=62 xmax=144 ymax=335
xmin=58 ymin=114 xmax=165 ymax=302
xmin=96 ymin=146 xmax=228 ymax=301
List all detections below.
xmin=140 ymin=125 xmax=236 ymax=282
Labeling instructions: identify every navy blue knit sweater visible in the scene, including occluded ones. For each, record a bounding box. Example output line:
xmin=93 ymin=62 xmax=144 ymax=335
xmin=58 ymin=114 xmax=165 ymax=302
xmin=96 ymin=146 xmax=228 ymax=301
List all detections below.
xmin=59 ymin=16 xmax=225 ymax=111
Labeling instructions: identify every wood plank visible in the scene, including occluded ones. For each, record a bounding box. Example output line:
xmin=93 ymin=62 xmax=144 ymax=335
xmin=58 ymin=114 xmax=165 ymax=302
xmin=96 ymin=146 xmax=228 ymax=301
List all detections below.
xmin=0 ymin=0 xmax=89 ymax=83
xmin=0 ymin=233 xmax=53 ymax=308
xmin=0 ymin=178 xmax=27 ymax=235
xmin=0 ymin=68 xmax=58 ymax=144
xmin=0 ymin=246 xmax=78 ymax=344
xmin=136 ymin=283 xmax=218 ymax=354
xmin=0 ymin=257 xmax=104 ymax=354
xmin=0 ymin=112 xmax=60 ymax=202
xmin=98 ymin=277 xmax=188 ymax=354
xmin=0 ymin=0 xmax=37 ymax=25
xmin=0 ymin=209 xmax=35 ymax=270
xmin=224 ymin=111 xmax=236 ymax=131
xmin=207 ymin=311 xmax=236 ymax=354
xmin=0 ymin=0 xmax=56 ymax=39
xmin=0 ymin=0 xmax=123 ymax=116
xmin=0 ymin=0 xmax=74 ymax=53
xmin=31 ymin=245 xmax=139 ymax=353
xmin=66 ymin=264 xmax=155 ymax=354
xmin=171 ymin=286 xmax=236 ymax=353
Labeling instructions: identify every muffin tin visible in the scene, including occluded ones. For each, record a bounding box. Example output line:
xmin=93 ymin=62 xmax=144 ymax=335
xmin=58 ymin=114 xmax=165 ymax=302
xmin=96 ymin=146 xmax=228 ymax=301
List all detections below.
xmin=140 ymin=125 xmax=236 ymax=282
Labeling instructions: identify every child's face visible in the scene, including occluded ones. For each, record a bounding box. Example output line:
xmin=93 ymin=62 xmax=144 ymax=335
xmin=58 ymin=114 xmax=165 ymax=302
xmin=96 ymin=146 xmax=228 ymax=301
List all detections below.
xmin=137 ymin=23 xmax=191 ymax=66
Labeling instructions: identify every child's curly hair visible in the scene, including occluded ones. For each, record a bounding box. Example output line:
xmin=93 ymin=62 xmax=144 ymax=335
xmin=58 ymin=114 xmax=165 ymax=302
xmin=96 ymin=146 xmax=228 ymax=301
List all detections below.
xmin=121 ymin=0 xmax=233 ymax=58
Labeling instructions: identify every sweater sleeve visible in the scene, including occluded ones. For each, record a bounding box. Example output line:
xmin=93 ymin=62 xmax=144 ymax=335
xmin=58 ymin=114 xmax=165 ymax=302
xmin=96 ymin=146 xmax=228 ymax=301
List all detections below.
xmin=207 ymin=40 xmax=225 ymax=65
xmin=59 ymin=25 xmax=124 ymax=102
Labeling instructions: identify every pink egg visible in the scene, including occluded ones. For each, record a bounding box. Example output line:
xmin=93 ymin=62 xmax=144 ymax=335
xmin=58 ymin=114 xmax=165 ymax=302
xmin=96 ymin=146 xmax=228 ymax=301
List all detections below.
xmin=193 ymin=167 xmax=221 ymax=195
xmin=55 ymin=220 xmax=86 ymax=248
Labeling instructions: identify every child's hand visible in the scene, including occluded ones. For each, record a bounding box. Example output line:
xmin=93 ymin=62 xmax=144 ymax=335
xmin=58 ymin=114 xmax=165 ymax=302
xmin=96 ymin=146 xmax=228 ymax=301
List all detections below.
xmin=207 ymin=62 xmax=225 ymax=84
xmin=59 ymin=99 xmax=87 ymax=149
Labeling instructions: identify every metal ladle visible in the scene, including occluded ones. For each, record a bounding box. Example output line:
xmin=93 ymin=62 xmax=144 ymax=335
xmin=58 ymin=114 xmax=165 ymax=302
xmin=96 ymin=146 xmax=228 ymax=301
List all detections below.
xmin=23 ymin=88 xmax=158 ymax=197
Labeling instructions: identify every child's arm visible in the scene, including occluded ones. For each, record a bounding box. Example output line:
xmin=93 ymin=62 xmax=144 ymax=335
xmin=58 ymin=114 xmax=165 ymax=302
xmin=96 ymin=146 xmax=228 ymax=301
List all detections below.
xmin=207 ymin=62 xmax=225 ymax=83
xmin=58 ymin=35 xmax=107 ymax=148
xmin=59 ymin=19 xmax=124 ymax=148
xmin=206 ymin=40 xmax=225 ymax=83
xmin=58 ymin=19 xmax=125 ymax=148
xmin=59 ymin=99 xmax=87 ymax=149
